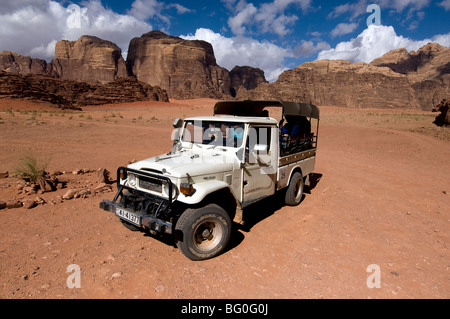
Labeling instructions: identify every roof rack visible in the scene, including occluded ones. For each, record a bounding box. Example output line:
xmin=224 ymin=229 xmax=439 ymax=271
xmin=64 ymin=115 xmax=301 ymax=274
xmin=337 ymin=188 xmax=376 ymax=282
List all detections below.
xmin=214 ymin=100 xmax=320 ymax=119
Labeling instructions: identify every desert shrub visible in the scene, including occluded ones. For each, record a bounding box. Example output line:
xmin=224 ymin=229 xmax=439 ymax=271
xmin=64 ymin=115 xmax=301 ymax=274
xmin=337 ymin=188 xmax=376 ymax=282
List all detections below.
xmin=14 ymin=154 xmax=49 ymax=183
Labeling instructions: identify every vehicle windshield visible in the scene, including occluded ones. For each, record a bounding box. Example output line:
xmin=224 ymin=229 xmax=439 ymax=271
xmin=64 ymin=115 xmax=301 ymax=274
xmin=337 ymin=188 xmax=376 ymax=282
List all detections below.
xmin=181 ymin=120 xmax=245 ymax=148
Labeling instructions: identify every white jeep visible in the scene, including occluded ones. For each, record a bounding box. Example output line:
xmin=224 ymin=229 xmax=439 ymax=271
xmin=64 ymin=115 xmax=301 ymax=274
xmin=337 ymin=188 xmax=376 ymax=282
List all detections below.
xmin=100 ymin=100 xmax=320 ymax=260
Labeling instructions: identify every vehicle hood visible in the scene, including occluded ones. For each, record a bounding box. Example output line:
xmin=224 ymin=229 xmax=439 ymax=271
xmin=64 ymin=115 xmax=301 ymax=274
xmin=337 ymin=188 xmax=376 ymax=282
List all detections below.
xmin=128 ymin=149 xmax=238 ymax=178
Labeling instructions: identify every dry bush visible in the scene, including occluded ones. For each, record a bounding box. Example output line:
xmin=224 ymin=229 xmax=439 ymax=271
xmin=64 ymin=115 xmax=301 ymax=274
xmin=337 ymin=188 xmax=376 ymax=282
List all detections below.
xmin=14 ymin=153 xmax=49 ymax=183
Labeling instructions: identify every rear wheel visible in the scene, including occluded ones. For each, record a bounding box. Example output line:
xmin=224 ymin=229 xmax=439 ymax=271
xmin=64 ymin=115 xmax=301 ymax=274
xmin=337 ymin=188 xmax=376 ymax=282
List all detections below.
xmin=285 ymin=172 xmax=305 ymax=206
xmin=175 ymin=204 xmax=231 ymax=261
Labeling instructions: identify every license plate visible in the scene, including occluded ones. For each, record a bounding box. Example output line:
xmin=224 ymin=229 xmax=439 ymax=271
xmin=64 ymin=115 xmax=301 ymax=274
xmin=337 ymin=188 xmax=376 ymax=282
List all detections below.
xmin=116 ymin=208 xmax=141 ymax=226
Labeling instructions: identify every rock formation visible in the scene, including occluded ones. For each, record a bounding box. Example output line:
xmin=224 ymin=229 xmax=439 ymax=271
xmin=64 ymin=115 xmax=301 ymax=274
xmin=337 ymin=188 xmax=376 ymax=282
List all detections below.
xmin=0 ymin=71 xmax=168 ymax=108
xmin=1 ymin=32 xmax=447 ymax=109
xmin=50 ymin=35 xmax=129 ymax=84
xmin=127 ymin=30 xmax=231 ymax=99
xmin=239 ymin=59 xmax=421 ymax=109
xmin=0 ymin=35 xmax=168 ymax=108
xmin=432 ymin=99 xmax=449 ymax=126
xmin=0 ymin=51 xmax=48 ymax=75
xmin=229 ymin=66 xmax=267 ymax=97
xmin=371 ymin=43 xmax=450 ymax=109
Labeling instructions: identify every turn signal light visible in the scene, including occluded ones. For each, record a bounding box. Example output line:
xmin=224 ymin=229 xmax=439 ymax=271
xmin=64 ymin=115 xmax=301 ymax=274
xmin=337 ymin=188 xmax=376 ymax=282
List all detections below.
xmin=119 ymin=169 xmax=126 ymax=180
xmin=180 ymin=183 xmax=194 ymax=196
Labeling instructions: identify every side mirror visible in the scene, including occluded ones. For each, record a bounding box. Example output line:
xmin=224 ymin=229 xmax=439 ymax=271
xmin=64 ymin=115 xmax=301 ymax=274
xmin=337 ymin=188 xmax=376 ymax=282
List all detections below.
xmin=171 ymin=118 xmax=183 ymax=154
xmin=173 ymin=118 xmax=183 ymax=129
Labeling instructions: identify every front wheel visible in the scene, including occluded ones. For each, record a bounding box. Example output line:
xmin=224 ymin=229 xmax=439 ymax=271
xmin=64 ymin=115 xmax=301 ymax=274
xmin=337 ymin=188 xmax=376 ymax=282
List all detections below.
xmin=175 ymin=204 xmax=232 ymax=261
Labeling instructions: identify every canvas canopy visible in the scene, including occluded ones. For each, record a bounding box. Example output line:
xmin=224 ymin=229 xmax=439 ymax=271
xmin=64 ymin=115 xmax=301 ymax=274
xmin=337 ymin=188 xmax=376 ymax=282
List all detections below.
xmin=214 ymin=100 xmax=320 ymax=119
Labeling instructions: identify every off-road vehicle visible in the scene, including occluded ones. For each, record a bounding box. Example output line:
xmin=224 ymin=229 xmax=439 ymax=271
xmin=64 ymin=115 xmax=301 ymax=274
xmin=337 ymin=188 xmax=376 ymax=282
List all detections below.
xmin=100 ymin=100 xmax=320 ymax=260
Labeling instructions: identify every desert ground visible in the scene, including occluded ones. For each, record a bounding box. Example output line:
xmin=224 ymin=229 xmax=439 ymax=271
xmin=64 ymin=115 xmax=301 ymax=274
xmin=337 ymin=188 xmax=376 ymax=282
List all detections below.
xmin=0 ymin=98 xmax=448 ymax=299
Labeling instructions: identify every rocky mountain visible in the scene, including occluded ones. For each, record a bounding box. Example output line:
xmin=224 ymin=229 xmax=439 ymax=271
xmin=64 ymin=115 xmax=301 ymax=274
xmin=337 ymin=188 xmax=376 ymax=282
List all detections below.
xmin=50 ymin=35 xmax=129 ymax=84
xmin=239 ymin=59 xmax=421 ymax=109
xmin=0 ymin=35 xmax=168 ymax=108
xmin=127 ymin=31 xmax=232 ymax=99
xmin=229 ymin=66 xmax=267 ymax=97
xmin=0 ymin=71 xmax=168 ymax=108
xmin=0 ymin=51 xmax=48 ymax=75
xmin=0 ymin=31 xmax=266 ymax=103
xmin=240 ymin=43 xmax=449 ymax=110
xmin=371 ymin=43 xmax=450 ymax=109
xmin=0 ymin=36 xmax=129 ymax=85
xmin=1 ymin=30 xmax=447 ymax=109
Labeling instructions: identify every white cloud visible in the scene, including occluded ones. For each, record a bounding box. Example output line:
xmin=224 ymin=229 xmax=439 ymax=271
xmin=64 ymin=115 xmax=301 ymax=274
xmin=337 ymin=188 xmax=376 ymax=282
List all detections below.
xmin=0 ymin=0 xmax=194 ymax=61
xmin=389 ymin=0 xmax=430 ymax=12
xmin=166 ymin=3 xmax=193 ymax=14
xmin=226 ymin=0 xmax=311 ymax=36
xmin=294 ymin=40 xmax=330 ymax=57
xmin=328 ymin=0 xmax=431 ymax=21
xmin=438 ymin=0 xmax=450 ymax=10
xmin=331 ymin=23 xmax=359 ymax=37
xmin=181 ymin=28 xmax=294 ymax=82
xmin=317 ymin=24 xmax=450 ymax=63
xmin=228 ymin=3 xmax=258 ymax=35
xmin=0 ymin=0 xmax=152 ymax=61
xmin=327 ymin=0 xmax=367 ymax=20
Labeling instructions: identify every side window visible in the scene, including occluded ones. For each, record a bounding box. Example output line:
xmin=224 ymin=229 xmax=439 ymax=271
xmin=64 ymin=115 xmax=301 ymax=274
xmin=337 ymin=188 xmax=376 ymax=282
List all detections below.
xmin=182 ymin=121 xmax=203 ymax=143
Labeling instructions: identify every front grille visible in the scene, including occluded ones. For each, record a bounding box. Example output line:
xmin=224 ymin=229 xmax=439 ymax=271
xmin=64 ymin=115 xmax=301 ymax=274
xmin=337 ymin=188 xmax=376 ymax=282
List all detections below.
xmin=139 ymin=175 xmax=162 ymax=192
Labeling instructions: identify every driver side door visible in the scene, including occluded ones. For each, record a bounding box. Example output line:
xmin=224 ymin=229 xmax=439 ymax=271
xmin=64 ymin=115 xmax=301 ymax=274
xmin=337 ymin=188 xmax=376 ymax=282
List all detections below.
xmin=242 ymin=125 xmax=277 ymax=204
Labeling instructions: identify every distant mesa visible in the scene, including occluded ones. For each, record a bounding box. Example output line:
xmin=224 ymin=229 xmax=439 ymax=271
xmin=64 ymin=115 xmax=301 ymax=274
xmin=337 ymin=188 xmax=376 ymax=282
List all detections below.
xmin=51 ymin=35 xmax=128 ymax=84
xmin=239 ymin=43 xmax=450 ymax=110
xmin=230 ymin=66 xmax=268 ymax=97
xmin=0 ymin=34 xmax=170 ymax=108
xmin=0 ymin=51 xmax=48 ymax=75
xmin=371 ymin=43 xmax=450 ymax=109
xmin=0 ymin=30 xmax=448 ymax=110
xmin=127 ymin=30 xmax=232 ymax=99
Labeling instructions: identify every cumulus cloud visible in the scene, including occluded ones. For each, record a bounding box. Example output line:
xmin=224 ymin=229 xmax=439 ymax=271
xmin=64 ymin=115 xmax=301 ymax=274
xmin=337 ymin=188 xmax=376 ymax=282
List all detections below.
xmin=317 ymin=24 xmax=450 ymax=63
xmin=0 ymin=0 xmax=152 ymax=61
xmin=181 ymin=28 xmax=294 ymax=82
xmin=294 ymin=40 xmax=331 ymax=57
xmin=128 ymin=0 xmax=164 ymax=21
xmin=226 ymin=0 xmax=311 ymax=36
xmin=331 ymin=23 xmax=359 ymax=37
xmin=0 ymin=0 xmax=194 ymax=61
xmin=228 ymin=3 xmax=258 ymax=35
xmin=438 ymin=0 xmax=450 ymax=10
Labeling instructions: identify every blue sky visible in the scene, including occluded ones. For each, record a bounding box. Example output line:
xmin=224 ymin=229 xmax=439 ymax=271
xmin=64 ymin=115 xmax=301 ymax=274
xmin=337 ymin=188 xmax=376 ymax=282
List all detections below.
xmin=1 ymin=0 xmax=449 ymax=81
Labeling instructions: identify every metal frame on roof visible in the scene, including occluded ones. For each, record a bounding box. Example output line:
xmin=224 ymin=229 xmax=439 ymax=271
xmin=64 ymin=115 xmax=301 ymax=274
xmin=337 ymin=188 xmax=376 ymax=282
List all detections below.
xmin=214 ymin=100 xmax=320 ymax=119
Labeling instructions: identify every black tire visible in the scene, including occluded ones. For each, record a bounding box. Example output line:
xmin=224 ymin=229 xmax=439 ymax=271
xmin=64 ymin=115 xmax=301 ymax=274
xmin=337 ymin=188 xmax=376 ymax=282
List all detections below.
xmin=175 ymin=204 xmax=232 ymax=261
xmin=285 ymin=172 xmax=305 ymax=206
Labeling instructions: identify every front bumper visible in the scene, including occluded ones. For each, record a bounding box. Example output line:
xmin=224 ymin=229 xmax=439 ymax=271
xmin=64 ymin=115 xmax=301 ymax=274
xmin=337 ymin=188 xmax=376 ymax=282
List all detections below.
xmin=100 ymin=167 xmax=175 ymax=235
xmin=100 ymin=199 xmax=173 ymax=234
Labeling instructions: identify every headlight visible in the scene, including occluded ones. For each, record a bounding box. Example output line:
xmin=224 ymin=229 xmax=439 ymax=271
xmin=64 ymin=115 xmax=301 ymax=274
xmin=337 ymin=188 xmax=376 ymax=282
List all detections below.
xmin=162 ymin=181 xmax=170 ymax=196
xmin=128 ymin=173 xmax=137 ymax=187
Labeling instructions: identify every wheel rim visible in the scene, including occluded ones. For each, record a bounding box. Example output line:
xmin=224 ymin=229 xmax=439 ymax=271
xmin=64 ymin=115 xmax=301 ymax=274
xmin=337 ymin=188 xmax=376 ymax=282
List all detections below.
xmin=193 ymin=219 xmax=223 ymax=252
xmin=294 ymin=178 xmax=304 ymax=202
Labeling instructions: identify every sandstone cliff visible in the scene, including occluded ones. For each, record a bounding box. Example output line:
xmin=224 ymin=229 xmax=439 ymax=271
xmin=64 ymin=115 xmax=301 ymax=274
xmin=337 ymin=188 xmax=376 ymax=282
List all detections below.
xmin=50 ymin=35 xmax=129 ymax=84
xmin=239 ymin=59 xmax=421 ymax=109
xmin=371 ymin=43 xmax=450 ymax=109
xmin=229 ymin=66 xmax=267 ymax=97
xmin=0 ymin=71 xmax=168 ymax=108
xmin=0 ymin=51 xmax=48 ymax=75
xmin=127 ymin=31 xmax=231 ymax=99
